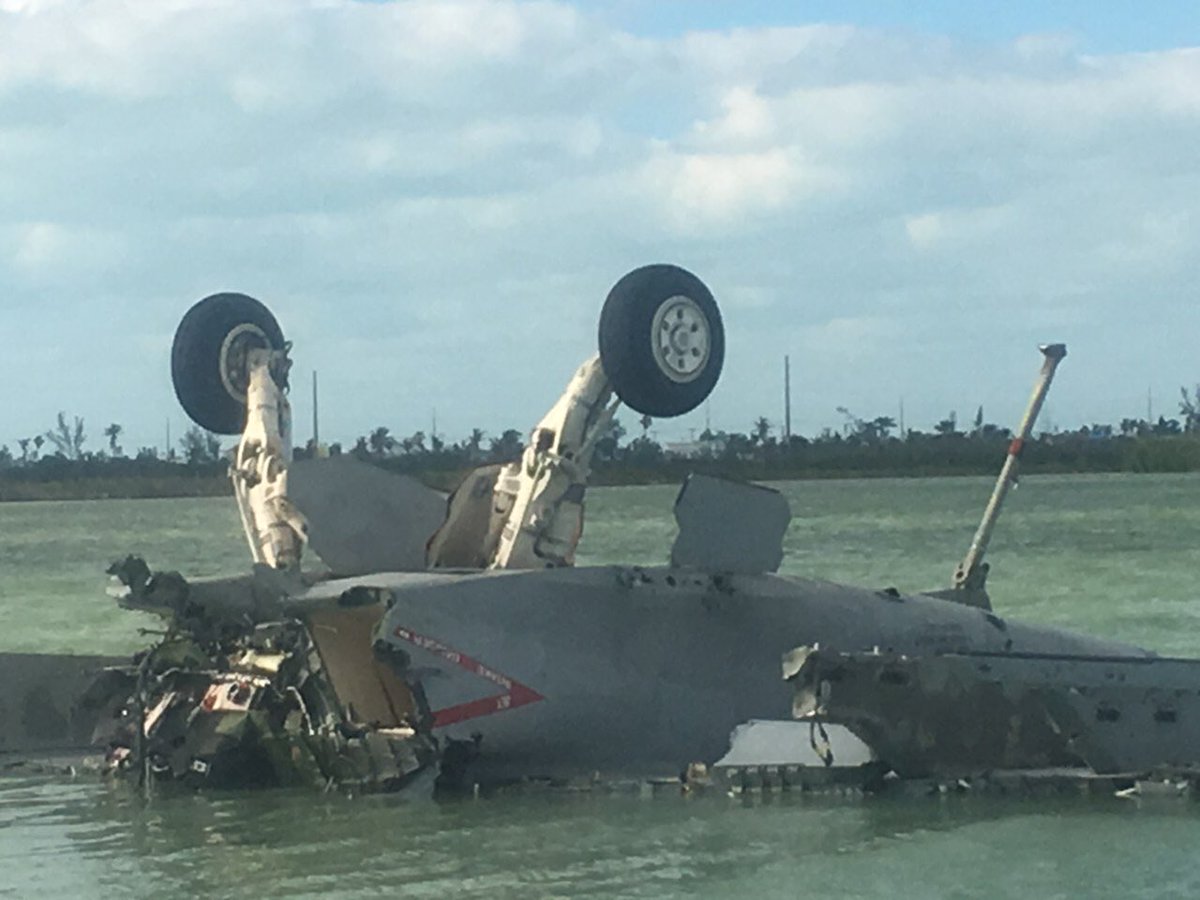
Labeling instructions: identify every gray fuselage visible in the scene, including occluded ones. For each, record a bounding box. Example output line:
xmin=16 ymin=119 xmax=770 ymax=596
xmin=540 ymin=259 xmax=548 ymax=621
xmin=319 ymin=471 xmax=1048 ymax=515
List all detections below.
xmin=342 ymin=565 xmax=1149 ymax=782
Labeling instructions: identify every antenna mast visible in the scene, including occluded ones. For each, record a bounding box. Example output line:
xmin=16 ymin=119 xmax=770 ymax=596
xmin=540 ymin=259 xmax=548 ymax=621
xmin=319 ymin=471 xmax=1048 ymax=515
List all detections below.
xmin=952 ymin=343 xmax=1067 ymax=599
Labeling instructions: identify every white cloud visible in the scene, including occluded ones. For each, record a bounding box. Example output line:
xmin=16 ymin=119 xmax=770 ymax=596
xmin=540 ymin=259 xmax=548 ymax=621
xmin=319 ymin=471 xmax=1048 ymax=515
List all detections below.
xmin=0 ymin=0 xmax=64 ymax=14
xmin=5 ymin=220 xmax=128 ymax=280
xmin=0 ymin=0 xmax=1198 ymax=451
xmin=11 ymin=221 xmax=64 ymax=269
xmin=640 ymin=146 xmax=828 ymax=233
xmin=903 ymin=212 xmax=943 ymax=250
xmin=701 ymin=86 xmax=775 ymax=144
xmin=903 ymin=205 xmax=1014 ymax=252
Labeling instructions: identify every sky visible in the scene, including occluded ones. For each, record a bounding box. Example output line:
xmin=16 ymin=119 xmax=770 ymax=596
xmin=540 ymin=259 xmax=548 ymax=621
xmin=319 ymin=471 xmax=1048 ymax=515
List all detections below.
xmin=2 ymin=0 xmax=1199 ymax=454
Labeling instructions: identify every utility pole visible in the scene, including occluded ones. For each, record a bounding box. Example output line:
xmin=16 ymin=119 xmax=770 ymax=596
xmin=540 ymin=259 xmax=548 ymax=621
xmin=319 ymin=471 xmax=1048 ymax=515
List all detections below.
xmin=899 ymin=398 xmax=905 ymax=440
xmin=783 ymin=355 xmax=792 ymax=442
xmin=312 ymin=370 xmax=319 ymax=447
xmin=165 ymin=418 xmax=171 ymax=460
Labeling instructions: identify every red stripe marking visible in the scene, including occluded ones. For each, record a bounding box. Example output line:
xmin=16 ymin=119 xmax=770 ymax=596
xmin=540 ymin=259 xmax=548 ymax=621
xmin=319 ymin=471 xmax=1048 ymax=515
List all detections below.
xmin=1008 ymin=437 xmax=1025 ymax=457
xmin=392 ymin=625 xmax=545 ymax=727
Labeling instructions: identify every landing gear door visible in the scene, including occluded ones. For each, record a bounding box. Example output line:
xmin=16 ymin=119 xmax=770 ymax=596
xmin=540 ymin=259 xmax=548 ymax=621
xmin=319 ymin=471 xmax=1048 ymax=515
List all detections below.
xmin=426 ymin=465 xmax=512 ymax=569
xmin=288 ymin=457 xmax=448 ymax=576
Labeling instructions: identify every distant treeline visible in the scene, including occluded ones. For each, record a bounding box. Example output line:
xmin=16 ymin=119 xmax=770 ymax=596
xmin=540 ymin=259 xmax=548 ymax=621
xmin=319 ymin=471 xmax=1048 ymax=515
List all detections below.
xmin=3 ymin=407 xmax=1200 ymax=501
xmin=0 ymin=453 xmax=229 ymax=501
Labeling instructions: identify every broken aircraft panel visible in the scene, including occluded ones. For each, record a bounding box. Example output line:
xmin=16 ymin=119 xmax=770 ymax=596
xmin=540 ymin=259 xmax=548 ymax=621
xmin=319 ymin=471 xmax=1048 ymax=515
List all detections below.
xmin=85 ymin=598 xmax=438 ymax=792
xmin=670 ymin=474 xmax=790 ymax=575
xmin=787 ymin=646 xmax=1200 ymax=777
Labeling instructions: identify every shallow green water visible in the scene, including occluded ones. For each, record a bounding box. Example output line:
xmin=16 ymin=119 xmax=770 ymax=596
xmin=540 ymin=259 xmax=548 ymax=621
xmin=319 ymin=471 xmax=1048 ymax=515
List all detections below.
xmin=3 ymin=474 xmax=1200 ymax=897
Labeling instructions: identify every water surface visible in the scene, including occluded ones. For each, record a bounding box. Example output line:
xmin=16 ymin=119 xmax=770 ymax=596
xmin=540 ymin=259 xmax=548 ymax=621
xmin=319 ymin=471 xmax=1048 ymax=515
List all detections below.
xmin=2 ymin=474 xmax=1200 ymax=897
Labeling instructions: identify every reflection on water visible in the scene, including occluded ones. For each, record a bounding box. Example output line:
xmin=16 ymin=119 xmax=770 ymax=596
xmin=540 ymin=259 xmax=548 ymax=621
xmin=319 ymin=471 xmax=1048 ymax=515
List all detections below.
xmin=2 ymin=474 xmax=1200 ymax=896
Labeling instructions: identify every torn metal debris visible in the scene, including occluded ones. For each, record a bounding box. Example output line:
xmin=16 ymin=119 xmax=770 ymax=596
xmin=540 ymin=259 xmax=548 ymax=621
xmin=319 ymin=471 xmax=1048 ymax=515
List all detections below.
xmin=90 ymin=571 xmax=436 ymax=793
xmin=787 ymin=645 xmax=1200 ymax=781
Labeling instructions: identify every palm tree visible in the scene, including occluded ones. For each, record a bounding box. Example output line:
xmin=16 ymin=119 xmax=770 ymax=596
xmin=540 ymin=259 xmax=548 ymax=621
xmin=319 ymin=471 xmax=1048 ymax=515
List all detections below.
xmin=103 ymin=423 xmax=123 ymax=457
xmin=367 ymin=426 xmax=394 ymax=457
xmin=489 ymin=429 xmax=524 ymax=461
xmin=752 ymin=416 xmax=771 ymax=445
xmin=45 ymin=412 xmax=86 ymax=460
xmin=866 ymin=416 xmax=896 ymax=441
xmin=466 ymin=428 xmax=485 ymax=461
xmin=180 ymin=425 xmax=212 ymax=464
xmin=1179 ymin=385 xmax=1200 ymax=433
xmin=934 ymin=413 xmax=959 ymax=437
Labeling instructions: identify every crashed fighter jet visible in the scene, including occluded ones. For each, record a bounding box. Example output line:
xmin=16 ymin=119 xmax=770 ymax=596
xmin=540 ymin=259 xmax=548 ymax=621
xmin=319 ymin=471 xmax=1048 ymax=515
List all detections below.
xmin=10 ymin=264 xmax=1200 ymax=795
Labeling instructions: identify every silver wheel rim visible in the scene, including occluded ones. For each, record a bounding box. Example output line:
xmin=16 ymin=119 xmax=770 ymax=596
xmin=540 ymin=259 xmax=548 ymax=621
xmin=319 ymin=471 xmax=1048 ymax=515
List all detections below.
xmin=219 ymin=323 xmax=270 ymax=402
xmin=650 ymin=295 xmax=710 ymax=384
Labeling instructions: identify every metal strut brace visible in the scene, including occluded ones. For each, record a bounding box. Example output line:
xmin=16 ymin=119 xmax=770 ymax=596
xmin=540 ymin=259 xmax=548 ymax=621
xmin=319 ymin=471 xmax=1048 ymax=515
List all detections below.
xmin=230 ymin=347 xmax=307 ymax=571
xmin=490 ymin=354 xmax=617 ymax=569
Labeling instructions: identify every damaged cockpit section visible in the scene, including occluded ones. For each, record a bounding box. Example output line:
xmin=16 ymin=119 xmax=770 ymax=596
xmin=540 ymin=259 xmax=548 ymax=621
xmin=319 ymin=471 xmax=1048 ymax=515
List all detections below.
xmin=91 ymin=563 xmax=438 ymax=793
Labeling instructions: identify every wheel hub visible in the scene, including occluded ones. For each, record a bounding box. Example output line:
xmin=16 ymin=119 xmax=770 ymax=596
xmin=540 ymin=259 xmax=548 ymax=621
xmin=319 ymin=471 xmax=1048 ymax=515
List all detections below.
xmin=219 ymin=323 xmax=271 ymax=402
xmin=651 ymin=295 xmax=710 ymax=384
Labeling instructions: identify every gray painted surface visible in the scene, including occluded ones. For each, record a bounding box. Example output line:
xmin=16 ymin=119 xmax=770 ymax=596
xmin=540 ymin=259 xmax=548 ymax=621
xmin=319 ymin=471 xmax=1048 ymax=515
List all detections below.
xmin=364 ymin=565 xmax=1149 ymax=782
xmin=0 ymin=653 xmax=121 ymax=755
xmin=670 ymin=475 xmax=789 ymax=574
xmin=790 ymin=648 xmax=1200 ymax=775
xmin=1 ymin=563 xmax=1161 ymax=782
xmin=288 ymin=458 xmax=446 ymax=575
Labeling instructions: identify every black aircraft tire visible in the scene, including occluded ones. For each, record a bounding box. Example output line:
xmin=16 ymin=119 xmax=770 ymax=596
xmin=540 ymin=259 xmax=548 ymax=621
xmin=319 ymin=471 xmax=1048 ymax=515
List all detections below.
xmin=598 ymin=264 xmax=724 ymax=418
xmin=171 ymin=292 xmax=285 ymax=435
